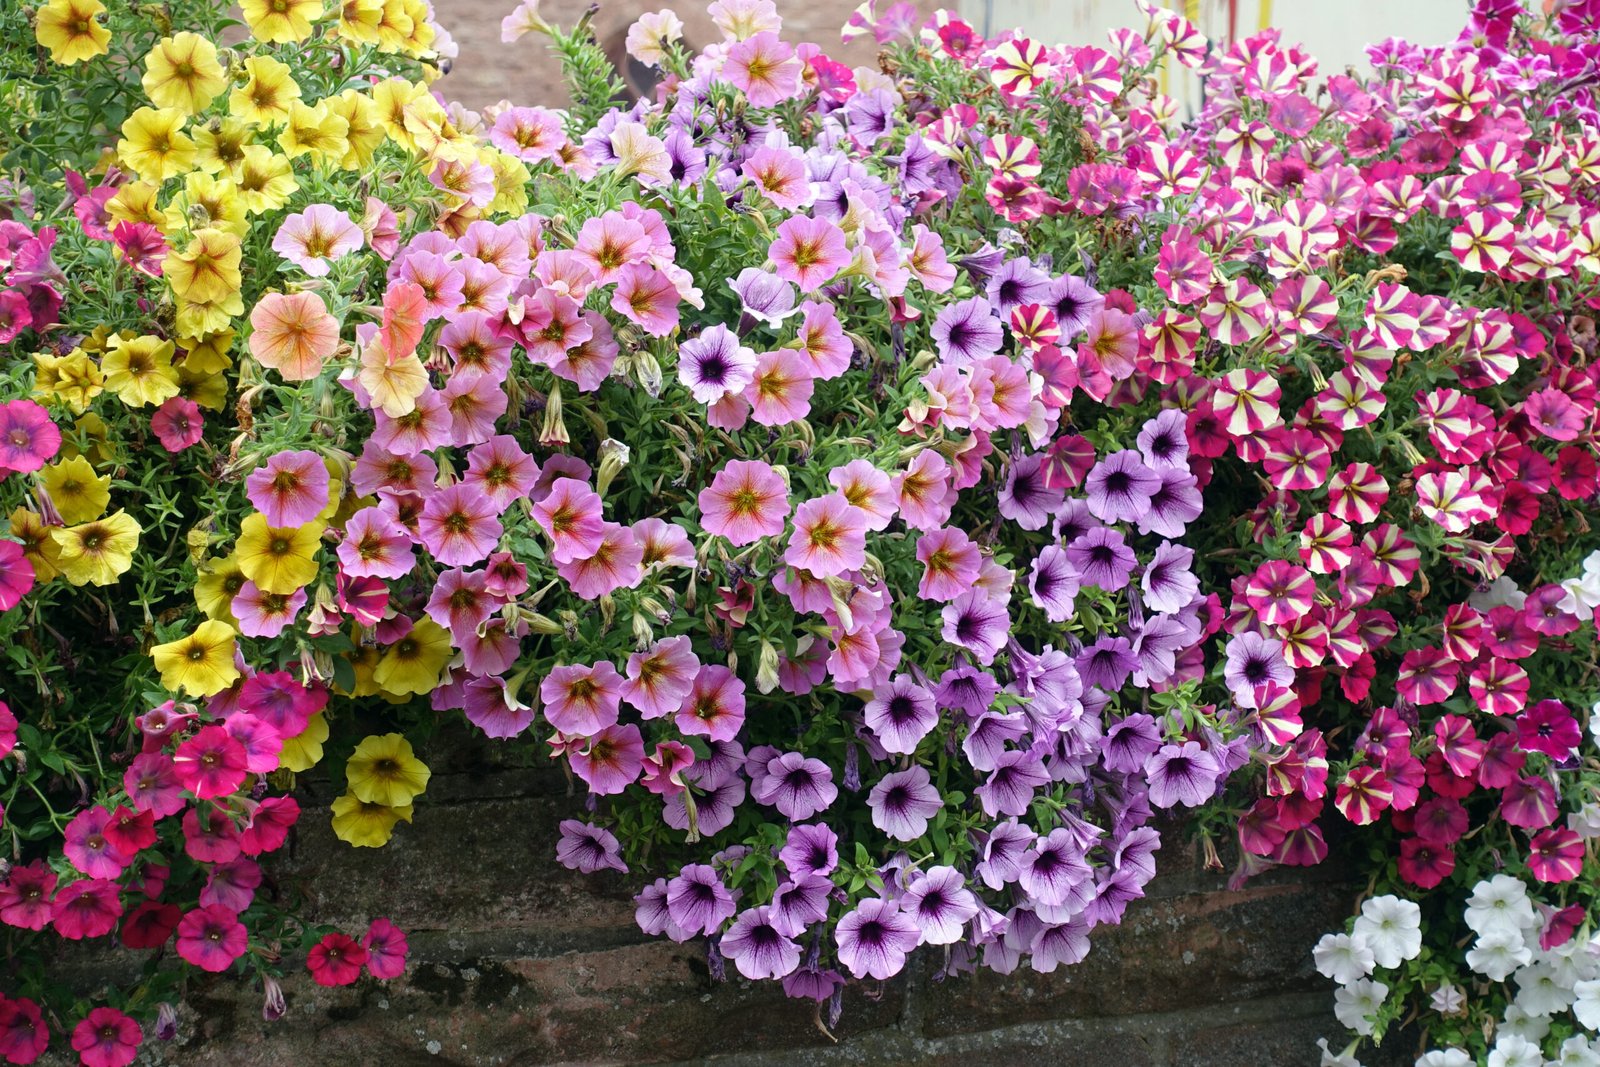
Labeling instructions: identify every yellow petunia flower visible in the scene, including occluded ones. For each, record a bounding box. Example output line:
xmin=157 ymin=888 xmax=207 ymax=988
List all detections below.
xmin=228 ymin=56 xmax=301 ymax=128
xmin=117 ymin=107 xmax=196 ymax=184
xmin=101 ymin=334 xmax=180 ymax=408
xmin=105 ymin=181 xmax=164 ymax=229
xmin=336 ymin=0 xmax=384 ymax=46
xmin=235 ymin=512 xmax=320 ymax=594
xmin=175 ymin=290 xmax=245 ymax=339
xmin=241 ymin=0 xmax=324 ymax=44
xmin=328 ymin=90 xmax=384 ymax=170
xmin=9 ymin=507 xmax=62 ymax=582
xmin=177 ymin=366 xmax=230 ymax=411
xmin=150 ymin=619 xmax=240 ymax=696
xmin=279 ymin=711 xmax=329 ymax=772
xmin=396 ymin=0 xmax=434 ymax=57
xmin=330 ymin=792 xmax=412 ymax=847
xmin=35 ymin=0 xmax=110 ymax=65
xmin=162 ymin=172 xmax=248 ymax=238
xmin=51 ymin=509 xmax=140 ymax=587
xmin=38 ymin=456 xmax=110 ymax=524
xmin=177 ymin=328 xmax=235 ymax=375
xmin=191 ymin=119 xmax=255 ymax=178
xmin=141 ymin=32 xmax=226 ymax=116
xmin=33 ymin=349 xmax=104 ymax=413
xmin=234 ymin=145 xmax=299 ymax=215
xmin=372 ymin=0 xmax=415 ymax=54
xmin=372 ymin=618 xmax=452 ymax=695
xmin=485 ymin=148 xmax=531 ymax=216
xmin=357 ymin=343 xmax=428 ymax=418
xmin=345 ymin=733 xmax=430 ymax=807
xmin=194 ymin=551 xmax=248 ymax=622
xmin=369 ymin=77 xmax=423 ymax=146
xmin=164 ymin=228 xmax=242 ymax=305
xmin=278 ymin=101 xmax=349 ymax=167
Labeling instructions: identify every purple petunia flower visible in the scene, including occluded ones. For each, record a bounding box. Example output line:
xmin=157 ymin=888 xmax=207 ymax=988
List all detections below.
xmin=1030 ymin=918 xmax=1092 ymax=972
xmin=770 ymin=874 xmax=832 ymax=937
xmin=1028 ymin=544 xmax=1080 ymax=623
xmin=1046 ymin=274 xmax=1104 ymax=340
xmin=1223 ymin=632 xmax=1294 ymax=708
xmin=1137 ymin=408 xmax=1192 ymax=470
xmin=635 ymin=878 xmax=689 ymax=940
xmin=677 ymin=324 xmax=758 ymax=403
xmin=999 ymin=454 xmax=1065 ymax=531
xmin=902 ymin=866 xmax=980 ymax=945
xmin=931 ymin=296 xmax=1003 ymax=364
xmin=962 ymin=711 xmax=1029 ymax=772
xmin=1084 ymin=449 xmax=1161 ymax=524
xmin=1076 ymin=635 xmax=1137 ymax=692
xmin=976 ymin=819 xmax=1036 ymax=890
xmin=664 ymin=772 xmax=746 ymax=836
xmin=720 ymin=906 xmax=801 ymax=980
xmin=1145 ymin=741 xmax=1224 ymax=808
xmin=863 ymin=675 xmax=939 ymax=755
xmin=1142 ymin=542 xmax=1199 ymax=614
xmin=1066 ymin=527 xmax=1136 ymax=591
xmin=986 ymin=257 xmax=1052 ymax=317
xmin=975 ymin=749 xmax=1050 ymax=818
xmin=778 ymin=823 xmax=839 ymax=878
xmin=1101 ymin=714 xmax=1163 ymax=774
xmin=752 ymin=751 xmax=838 ymax=820
xmin=935 ymin=665 xmax=1001 ymax=717
xmin=1131 ymin=615 xmax=1197 ymax=686
xmin=941 ymin=589 xmax=1011 ymax=665
xmin=834 ymin=897 xmax=920 ymax=980
xmin=867 ymin=766 xmax=943 ymax=841
xmin=1019 ymin=828 xmax=1092 ymax=908
xmin=1136 ymin=466 xmax=1204 ymax=538
xmin=1052 ymin=497 xmax=1103 ymax=546
xmin=555 ymin=820 xmax=629 ymax=875
xmin=729 ymin=267 xmax=798 ymax=328
xmin=665 ymin=863 xmax=736 ymax=937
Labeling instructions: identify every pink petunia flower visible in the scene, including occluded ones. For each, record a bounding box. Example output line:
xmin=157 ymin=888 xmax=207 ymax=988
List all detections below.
xmin=175 ymin=904 xmax=248 ymax=973
xmin=271 ymin=204 xmax=364 ymax=277
xmin=540 ymin=661 xmax=624 ymax=736
xmin=769 ymin=215 xmax=849 ymax=291
xmin=698 ymin=459 xmax=790 ymax=545
xmin=569 ymin=723 xmax=645 ymax=795
xmin=417 ymin=483 xmax=503 ymax=566
xmin=151 ymin=396 xmax=204 ymax=452
xmin=610 ymin=263 xmax=680 ymax=336
xmin=0 ymin=399 xmax=60 ymax=474
xmin=556 ymin=522 xmax=644 ymax=599
xmin=531 ymin=477 xmax=606 ymax=563
xmin=245 ymin=450 xmax=330 ymax=527
xmin=675 ymin=665 xmax=747 ymax=742
xmin=724 ymin=31 xmax=803 ymax=107
xmin=785 ymin=493 xmax=868 ymax=577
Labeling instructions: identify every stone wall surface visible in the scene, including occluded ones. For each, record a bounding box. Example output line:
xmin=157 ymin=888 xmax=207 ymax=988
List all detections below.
xmin=40 ymin=731 xmax=1413 ymax=1067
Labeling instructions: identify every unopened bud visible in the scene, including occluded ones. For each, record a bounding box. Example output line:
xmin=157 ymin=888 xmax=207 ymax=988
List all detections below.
xmin=262 ymin=977 xmax=287 ymax=1022
xmin=595 ymin=438 xmax=630 ymax=498
xmin=754 ymin=640 xmax=780 ymax=695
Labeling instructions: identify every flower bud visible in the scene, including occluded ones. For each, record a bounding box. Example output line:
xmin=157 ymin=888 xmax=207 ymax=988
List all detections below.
xmin=262 ymin=977 xmax=287 ymax=1022
xmin=595 ymin=438 xmax=630 ymax=498
xmin=156 ymin=1003 xmax=179 ymax=1041
xmin=754 ymin=640 xmax=780 ymax=695
xmin=539 ymin=386 xmax=569 ymax=447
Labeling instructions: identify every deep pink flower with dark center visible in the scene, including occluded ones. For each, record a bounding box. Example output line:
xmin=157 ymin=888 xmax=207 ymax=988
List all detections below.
xmin=1397 ymin=837 xmax=1455 ymax=888
xmin=175 ymin=903 xmax=248 ymax=973
xmin=674 ymin=665 xmax=746 ymax=743
xmin=1528 ymin=827 xmax=1584 ymax=883
xmin=1515 ymin=700 xmax=1581 ymax=759
xmin=182 ymin=806 xmax=242 ymax=864
xmin=200 ymin=858 xmax=263 ymax=913
xmin=173 ymin=724 xmax=249 ymax=799
xmin=1500 ymin=775 xmax=1558 ymax=829
xmin=123 ymin=753 xmax=185 ymax=817
xmin=51 ymin=878 xmax=122 ymax=940
xmin=568 ymin=723 xmax=644 ymax=795
xmin=150 ymin=396 xmax=203 ymax=452
xmin=63 ymin=806 xmax=130 ymax=879
xmin=0 ymin=995 xmax=48 ymax=1065
xmin=307 ymin=932 xmax=369 ymax=986
xmin=363 ymin=918 xmax=409 ymax=979
xmin=70 ymin=1007 xmax=140 ymax=1067
xmin=0 ymin=861 xmax=57 ymax=931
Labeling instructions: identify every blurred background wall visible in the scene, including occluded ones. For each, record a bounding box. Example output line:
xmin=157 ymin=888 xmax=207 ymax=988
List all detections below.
xmin=430 ymin=0 xmax=1471 ymax=112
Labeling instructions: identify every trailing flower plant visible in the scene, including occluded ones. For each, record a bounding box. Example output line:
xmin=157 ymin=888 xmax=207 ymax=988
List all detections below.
xmin=0 ymin=0 xmax=1597 ymax=1063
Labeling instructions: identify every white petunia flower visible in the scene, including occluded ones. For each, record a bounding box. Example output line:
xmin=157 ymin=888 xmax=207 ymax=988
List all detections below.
xmin=1575 ymin=978 xmax=1600 ymax=1031
xmin=1513 ymin=962 xmax=1573 ymax=1017
xmin=1315 ymin=933 xmax=1377 ymax=985
xmin=1316 ymin=1037 xmax=1363 ymax=1067
xmin=1415 ymin=1051 xmax=1472 ymax=1067
xmin=1498 ymin=1003 xmax=1551 ymax=1044
xmin=1571 ymin=800 xmax=1600 ymax=839
xmin=1467 ymin=929 xmax=1533 ymax=982
xmin=1354 ymin=895 xmax=1423 ymax=969
xmin=1469 ymin=576 xmax=1526 ymax=612
xmin=1430 ymin=982 xmax=1466 ymax=1016
xmin=1465 ymin=876 xmax=1538 ymax=940
xmin=1487 ymin=1033 xmax=1542 ymax=1067
xmin=1557 ymin=1035 xmax=1600 ymax=1067
xmin=1333 ymin=978 xmax=1389 ymax=1036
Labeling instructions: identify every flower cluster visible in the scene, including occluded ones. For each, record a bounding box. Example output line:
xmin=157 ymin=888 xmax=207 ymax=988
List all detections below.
xmin=1 ymin=0 xmax=1599 ymax=1061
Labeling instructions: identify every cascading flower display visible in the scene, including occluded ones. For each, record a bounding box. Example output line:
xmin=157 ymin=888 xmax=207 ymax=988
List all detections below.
xmin=0 ymin=0 xmax=1598 ymax=1063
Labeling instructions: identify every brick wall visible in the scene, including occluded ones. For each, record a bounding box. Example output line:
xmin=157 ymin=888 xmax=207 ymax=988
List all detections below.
xmin=431 ymin=0 xmax=940 ymax=111
xmin=87 ymin=730 xmax=1411 ymax=1067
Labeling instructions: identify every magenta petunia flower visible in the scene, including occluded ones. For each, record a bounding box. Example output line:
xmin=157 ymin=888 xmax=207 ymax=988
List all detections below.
xmin=532 ymin=477 xmax=606 ymax=564
xmin=620 ymin=635 xmax=700 ymax=719
xmin=151 ymin=396 xmax=204 ymax=452
xmin=698 ymin=459 xmax=790 ymax=545
xmin=835 ymin=897 xmax=920 ymax=980
xmin=868 ymin=765 xmax=943 ymax=841
xmin=175 ymin=903 xmax=248 ymax=973
xmin=173 ymin=724 xmax=249 ymax=799
xmin=0 ymin=539 xmax=34 ymax=611
xmin=363 ymin=917 xmax=409 ymax=980
xmin=540 ymin=661 xmax=624 ymax=737
xmin=124 ymin=752 xmax=186 ymax=817
xmin=200 ymin=857 xmax=262 ymax=913
xmin=0 ymin=861 xmax=58 ymax=931
xmin=307 ymin=932 xmax=368 ymax=987
xmin=1515 ymin=699 xmax=1581 ymax=759
xmin=63 ymin=806 xmax=130 ymax=880
xmin=272 ymin=204 xmax=364 ymax=277
xmin=569 ymin=723 xmax=645 ymax=795
xmin=0 ymin=399 xmax=60 ymax=474
xmin=51 ymin=878 xmax=123 ymax=940
xmin=71 ymin=1006 xmax=141 ymax=1067
xmin=246 ymin=450 xmax=330 ymax=528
